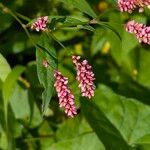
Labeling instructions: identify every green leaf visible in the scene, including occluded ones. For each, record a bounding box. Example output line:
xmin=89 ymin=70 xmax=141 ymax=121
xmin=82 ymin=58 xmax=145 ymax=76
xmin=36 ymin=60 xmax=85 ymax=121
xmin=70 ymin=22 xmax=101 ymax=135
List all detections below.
xmin=81 ymin=84 xmax=150 ymax=150
xmin=0 ymin=132 xmax=7 ymax=150
xmin=91 ymin=28 xmax=106 ymax=56
xmin=7 ymin=105 xmax=22 ymax=138
xmin=55 ymin=16 xmax=88 ymax=27
xmin=136 ymin=48 xmax=150 ymax=88
xmin=105 ymin=24 xmax=123 ymax=65
xmin=99 ymin=22 xmax=122 ymax=40
xmin=0 ymin=83 xmax=5 ymax=132
xmin=78 ymin=25 xmax=95 ymax=32
xmin=51 ymin=133 xmax=105 ymax=150
xmin=2 ymin=65 xmax=25 ymax=149
xmin=2 ymin=66 xmax=25 ymax=103
xmin=58 ymin=64 xmax=74 ymax=83
xmin=0 ymin=12 xmax=14 ymax=33
xmin=2 ymin=65 xmax=25 ymax=124
xmin=10 ymin=84 xmax=30 ymax=120
xmin=56 ymin=116 xmax=92 ymax=141
xmin=121 ymin=31 xmax=138 ymax=59
xmin=53 ymin=30 xmax=83 ymax=42
xmin=25 ymin=62 xmax=40 ymax=87
xmin=136 ymin=134 xmax=150 ymax=150
xmin=36 ymin=33 xmax=57 ymax=115
xmin=27 ymin=90 xmax=43 ymax=128
xmin=10 ymin=84 xmax=43 ymax=128
xmin=61 ymin=0 xmax=97 ymax=18
xmin=38 ymin=121 xmax=54 ymax=149
xmin=0 ymin=53 xmax=11 ymax=82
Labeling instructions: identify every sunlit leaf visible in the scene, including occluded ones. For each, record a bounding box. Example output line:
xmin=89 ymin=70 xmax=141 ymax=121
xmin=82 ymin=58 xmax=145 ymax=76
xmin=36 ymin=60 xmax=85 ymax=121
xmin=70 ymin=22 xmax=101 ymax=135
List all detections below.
xmin=81 ymin=84 xmax=150 ymax=150
xmin=10 ymin=84 xmax=43 ymax=128
xmin=2 ymin=66 xmax=25 ymax=103
xmin=61 ymin=0 xmax=97 ymax=18
xmin=0 ymin=53 xmax=11 ymax=82
xmin=51 ymin=133 xmax=105 ymax=150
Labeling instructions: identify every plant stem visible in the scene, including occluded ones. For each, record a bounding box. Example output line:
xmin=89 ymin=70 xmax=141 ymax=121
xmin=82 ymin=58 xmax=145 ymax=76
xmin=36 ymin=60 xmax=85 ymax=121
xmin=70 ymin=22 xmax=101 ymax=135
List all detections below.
xmin=15 ymin=12 xmax=31 ymax=22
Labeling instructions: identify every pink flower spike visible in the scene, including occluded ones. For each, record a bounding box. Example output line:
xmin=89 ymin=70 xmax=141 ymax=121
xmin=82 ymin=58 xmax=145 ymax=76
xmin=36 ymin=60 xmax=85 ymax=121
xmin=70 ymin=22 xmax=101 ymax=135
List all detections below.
xmin=54 ymin=70 xmax=77 ymax=118
xmin=126 ymin=20 xmax=150 ymax=45
xmin=118 ymin=0 xmax=150 ymax=13
xmin=118 ymin=0 xmax=136 ymax=13
xmin=72 ymin=56 xmax=96 ymax=99
xmin=31 ymin=16 xmax=48 ymax=32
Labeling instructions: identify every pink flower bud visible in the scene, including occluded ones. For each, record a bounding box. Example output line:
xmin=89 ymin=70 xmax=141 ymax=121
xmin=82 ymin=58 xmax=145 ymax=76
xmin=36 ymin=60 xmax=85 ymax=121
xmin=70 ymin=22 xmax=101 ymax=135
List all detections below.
xmin=42 ymin=59 xmax=49 ymax=68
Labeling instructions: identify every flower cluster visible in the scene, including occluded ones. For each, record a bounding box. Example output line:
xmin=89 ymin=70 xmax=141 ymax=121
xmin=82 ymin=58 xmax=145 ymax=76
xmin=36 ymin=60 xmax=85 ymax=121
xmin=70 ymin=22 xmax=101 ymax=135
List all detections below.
xmin=118 ymin=0 xmax=136 ymax=13
xmin=54 ymin=70 xmax=77 ymax=118
xmin=53 ymin=56 xmax=96 ymax=117
xmin=118 ymin=0 xmax=150 ymax=45
xmin=126 ymin=20 xmax=150 ymax=45
xmin=118 ymin=0 xmax=150 ymax=13
xmin=31 ymin=16 xmax=48 ymax=32
xmin=72 ymin=56 xmax=95 ymax=99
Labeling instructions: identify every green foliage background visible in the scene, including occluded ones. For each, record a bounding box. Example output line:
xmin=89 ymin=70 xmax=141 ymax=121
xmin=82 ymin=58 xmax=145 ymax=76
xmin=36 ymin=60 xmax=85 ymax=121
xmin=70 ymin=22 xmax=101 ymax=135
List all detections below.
xmin=0 ymin=0 xmax=150 ymax=149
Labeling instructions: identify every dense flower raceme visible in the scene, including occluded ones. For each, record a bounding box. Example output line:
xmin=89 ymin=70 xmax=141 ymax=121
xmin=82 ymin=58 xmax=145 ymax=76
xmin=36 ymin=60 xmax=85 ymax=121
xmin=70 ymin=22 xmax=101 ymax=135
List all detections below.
xmin=126 ymin=20 xmax=150 ymax=44
xmin=72 ymin=56 xmax=95 ymax=99
xmin=31 ymin=16 xmax=48 ymax=32
xmin=54 ymin=70 xmax=77 ymax=118
xmin=118 ymin=0 xmax=150 ymax=13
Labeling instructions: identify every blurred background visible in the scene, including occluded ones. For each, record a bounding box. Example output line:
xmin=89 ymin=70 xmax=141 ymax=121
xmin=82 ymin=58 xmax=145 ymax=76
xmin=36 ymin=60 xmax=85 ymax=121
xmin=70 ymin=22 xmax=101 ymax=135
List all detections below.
xmin=0 ymin=0 xmax=150 ymax=149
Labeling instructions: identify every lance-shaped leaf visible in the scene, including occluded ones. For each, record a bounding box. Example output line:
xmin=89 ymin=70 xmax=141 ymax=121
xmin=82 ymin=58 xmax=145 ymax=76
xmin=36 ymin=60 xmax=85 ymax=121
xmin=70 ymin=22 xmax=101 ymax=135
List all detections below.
xmin=2 ymin=66 xmax=25 ymax=149
xmin=2 ymin=66 xmax=25 ymax=113
xmin=61 ymin=0 xmax=97 ymax=18
xmin=81 ymin=84 xmax=150 ymax=150
xmin=36 ymin=33 xmax=57 ymax=115
xmin=0 ymin=53 xmax=11 ymax=82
